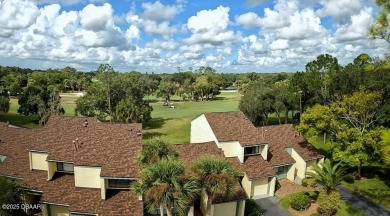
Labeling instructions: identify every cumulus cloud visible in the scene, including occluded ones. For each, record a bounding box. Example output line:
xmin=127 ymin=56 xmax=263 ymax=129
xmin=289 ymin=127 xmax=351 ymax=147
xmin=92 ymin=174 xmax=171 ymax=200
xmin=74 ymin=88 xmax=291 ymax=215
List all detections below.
xmin=316 ymin=0 xmax=364 ymax=24
xmin=80 ymin=3 xmax=112 ymax=31
xmin=0 ymin=0 xmax=39 ymax=30
xmin=334 ymin=7 xmax=373 ymax=42
xmin=186 ymin=6 xmax=237 ymax=45
xmin=141 ymin=1 xmax=181 ymax=22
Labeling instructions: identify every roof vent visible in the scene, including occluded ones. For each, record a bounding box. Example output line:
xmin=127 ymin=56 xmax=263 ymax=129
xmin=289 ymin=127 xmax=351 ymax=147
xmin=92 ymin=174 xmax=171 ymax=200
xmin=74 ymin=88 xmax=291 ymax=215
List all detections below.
xmin=136 ymin=130 xmax=142 ymax=136
xmin=83 ymin=119 xmax=88 ymax=127
xmin=73 ymin=140 xmax=77 ymax=151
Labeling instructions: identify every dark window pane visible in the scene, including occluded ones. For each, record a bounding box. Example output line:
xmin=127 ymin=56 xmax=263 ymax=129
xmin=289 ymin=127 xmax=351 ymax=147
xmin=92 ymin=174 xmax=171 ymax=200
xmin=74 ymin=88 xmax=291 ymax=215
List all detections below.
xmin=57 ymin=162 xmax=63 ymax=171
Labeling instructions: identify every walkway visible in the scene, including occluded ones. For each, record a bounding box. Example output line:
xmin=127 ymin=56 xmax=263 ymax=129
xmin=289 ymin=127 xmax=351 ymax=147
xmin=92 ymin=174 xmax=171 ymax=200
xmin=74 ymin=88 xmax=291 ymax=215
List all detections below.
xmin=255 ymin=197 xmax=291 ymax=216
xmin=337 ymin=185 xmax=390 ymax=216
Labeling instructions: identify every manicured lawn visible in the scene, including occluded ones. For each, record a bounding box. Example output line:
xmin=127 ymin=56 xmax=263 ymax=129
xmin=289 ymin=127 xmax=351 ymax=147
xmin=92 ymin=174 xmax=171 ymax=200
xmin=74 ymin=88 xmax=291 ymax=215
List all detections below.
xmin=342 ymin=175 xmax=390 ymax=209
xmin=144 ymin=95 xmax=239 ymax=143
xmin=279 ymin=191 xmax=366 ymax=216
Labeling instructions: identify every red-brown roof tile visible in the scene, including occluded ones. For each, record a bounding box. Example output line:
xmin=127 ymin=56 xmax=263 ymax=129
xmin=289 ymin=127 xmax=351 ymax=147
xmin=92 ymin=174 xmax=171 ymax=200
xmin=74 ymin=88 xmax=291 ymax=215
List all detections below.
xmin=259 ymin=124 xmax=324 ymax=166
xmin=203 ymin=112 xmax=266 ymax=146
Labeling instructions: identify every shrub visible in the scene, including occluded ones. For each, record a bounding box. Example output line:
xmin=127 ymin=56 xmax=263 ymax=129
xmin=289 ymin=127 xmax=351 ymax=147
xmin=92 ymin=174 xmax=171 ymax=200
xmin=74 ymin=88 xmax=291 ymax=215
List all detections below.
xmin=290 ymin=193 xmax=311 ymax=211
xmin=302 ymin=178 xmax=308 ymax=187
xmin=343 ymin=174 xmax=355 ymax=183
xmin=317 ymin=191 xmax=340 ymax=216
xmin=244 ymin=199 xmax=262 ymax=216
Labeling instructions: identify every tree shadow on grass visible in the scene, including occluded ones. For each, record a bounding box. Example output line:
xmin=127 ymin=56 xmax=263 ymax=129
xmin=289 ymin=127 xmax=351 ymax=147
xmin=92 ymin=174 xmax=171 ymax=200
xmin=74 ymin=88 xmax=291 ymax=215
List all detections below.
xmin=143 ymin=117 xmax=173 ymax=130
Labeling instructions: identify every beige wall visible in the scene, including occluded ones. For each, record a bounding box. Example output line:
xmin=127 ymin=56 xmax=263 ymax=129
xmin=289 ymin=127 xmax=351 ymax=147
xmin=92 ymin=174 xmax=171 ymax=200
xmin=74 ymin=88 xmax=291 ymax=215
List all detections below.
xmin=219 ymin=141 xmax=243 ymax=162
xmin=287 ymin=163 xmax=296 ymax=181
xmin=47 ymin=162 xmax=57 ymax=180
xmin=74 ymin=166 xmax=101 ymax=188
xmin=190 ymin=114 xmax=218 ymax=144
xmin=241 ymin=174 xmax=252 ymax=197
xmin=290 ymin=148 xmax=306 ymax=182
xmin=29 ymin=152 xmax=48 ymax=171
xmin=100 ymin=178 xmax=107 ymax=200
xmin=212 ymin=201 xmax=244 ymax=216
xmin=241 ymin=174 xmax=274 ymax=198
xmin=269 ymin=177 xmax=276 ymax=196
xmin=260 ymin=144 xmax=268 ymax=160
xmin=48 ymin=205 xmax=69 ymax=216
xmin=252 ymin=177 xmax=268 ymax=196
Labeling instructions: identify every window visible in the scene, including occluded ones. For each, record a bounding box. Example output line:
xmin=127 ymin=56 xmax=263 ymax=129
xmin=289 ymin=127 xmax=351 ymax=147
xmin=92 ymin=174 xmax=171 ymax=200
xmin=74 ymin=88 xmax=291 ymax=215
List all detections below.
xmin=108 ymin=179 xmax=132 ymax=189
xmin=244 ymin=146 xmax=260 ymax=156
xmin=57 ymin=162 xmax=74 ymax=172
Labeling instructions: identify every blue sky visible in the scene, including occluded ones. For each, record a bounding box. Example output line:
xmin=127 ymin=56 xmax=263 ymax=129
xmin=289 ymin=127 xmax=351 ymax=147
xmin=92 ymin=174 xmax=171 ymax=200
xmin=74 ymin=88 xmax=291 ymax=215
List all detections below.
xmin=0 ymin=0 xmax=386 ymax=73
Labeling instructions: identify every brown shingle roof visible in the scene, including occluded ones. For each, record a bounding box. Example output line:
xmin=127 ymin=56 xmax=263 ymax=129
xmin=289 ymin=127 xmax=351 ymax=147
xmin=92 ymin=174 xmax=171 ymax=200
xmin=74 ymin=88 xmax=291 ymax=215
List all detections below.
xmin=32 ymin=116 xmax=142 ymax=178
xmin=0 ymin=117 xmax=144 ymax=215
xmin=203 ymin=112 xmax=266 ymax=146
xmin=227 ymin=155 xmax=276 ymax=180
xmin=259 ymin=124 xmax=324 ymax=166
xmin=40 ymin=173 xmax=143 ymax=215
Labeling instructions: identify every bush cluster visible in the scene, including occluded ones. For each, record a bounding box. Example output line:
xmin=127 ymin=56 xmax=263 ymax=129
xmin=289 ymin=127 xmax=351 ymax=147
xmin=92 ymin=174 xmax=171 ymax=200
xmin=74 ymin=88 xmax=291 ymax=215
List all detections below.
xmin=244 ymin=199 xmax=263 ymax=216
xmin=317 ymin=191 xmax=340 ymax=216
xmin=290 ymin=193 xmax=311 ymax=211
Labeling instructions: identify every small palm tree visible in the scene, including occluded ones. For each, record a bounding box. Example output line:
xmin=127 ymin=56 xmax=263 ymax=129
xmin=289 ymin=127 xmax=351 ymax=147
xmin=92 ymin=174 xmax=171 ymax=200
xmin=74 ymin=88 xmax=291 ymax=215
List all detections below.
xmin=305 ymin=159 xmax=345 ymax=194
xmin=137 ymin=137 xmax=179 ymax=166
xmin=131 ymin=160 xmax=199 ymax=216
xmin=193 ymin=156 xmax=237 ymax=216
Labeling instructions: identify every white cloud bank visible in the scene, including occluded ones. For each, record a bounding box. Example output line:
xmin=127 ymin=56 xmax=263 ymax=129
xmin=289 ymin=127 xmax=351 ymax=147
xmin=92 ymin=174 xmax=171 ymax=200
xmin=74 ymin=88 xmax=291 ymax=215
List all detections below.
xmin=0 ymin=0 xmax=387 ymax=72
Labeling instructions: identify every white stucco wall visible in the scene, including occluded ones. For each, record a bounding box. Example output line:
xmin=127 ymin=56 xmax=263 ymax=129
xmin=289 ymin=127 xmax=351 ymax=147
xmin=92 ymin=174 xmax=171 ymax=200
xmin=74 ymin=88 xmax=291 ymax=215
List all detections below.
xmin=287 ymin=163 xmax=296 ymax=181
xmin=100 ymin=178 xmax=107 ymax=200
xmin=190 ymin=114 xmax=218 ymax=143
xmin=241 ymin=174 xmax=252 ymax=197
xmin=219 ymin=141 xmax=243 ymax=162
xmin=290 ymin=148 xmax=306 ymax=182
xmin=252 ymin=178 xmax=268 ymax=196
xmin=261 ymin=144 xmax=268 ymax=160
xmin=212 ymin=200 xmax=245 ymax=216
xmin=74 ymin=166 xmax=101 ymax=188
xmin=47 ymin=162 xmax=57 ymax=180
xmin=29 ymin=152 xmax=48 ymax=171
xmin=269 ymin=177 xmax=276 ymax=196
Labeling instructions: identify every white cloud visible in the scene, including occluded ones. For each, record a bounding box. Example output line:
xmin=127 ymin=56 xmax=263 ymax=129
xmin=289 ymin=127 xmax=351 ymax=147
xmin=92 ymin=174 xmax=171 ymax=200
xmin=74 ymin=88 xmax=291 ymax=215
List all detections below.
xmin=334 ymin=7 xmax=373 ymax=42
xmin=186 ymin=6 xmax=237 ymax=45
xmin=141 ymin=1 xmax=180 ymax=22
xmin=80 ymin=3 xmax=112 ymax=31
xmin=0 ymin=0 xmax=39 ymax=30
xmin=235 ymin=12 xmax=261 ymax=28
xmin=269 ymin=39 xmax=289 ymax=50
xmin=316 ymin=0 xmax=364 ymax=24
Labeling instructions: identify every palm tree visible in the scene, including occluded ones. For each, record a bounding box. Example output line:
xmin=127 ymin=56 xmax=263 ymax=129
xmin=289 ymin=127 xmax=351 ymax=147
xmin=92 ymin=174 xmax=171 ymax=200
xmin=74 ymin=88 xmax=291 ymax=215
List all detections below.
xmin=0 ymin=176 xmax=26 ymax=216
xmin=131 ymin=160 xmax=199 ymax=216
xmin=305 ymin=159 xmax=345 ymax=194
xmin=193 ymin=156 xmax=237 ymax=216
xmin=137 ymin=137 xmax=179 ymax=166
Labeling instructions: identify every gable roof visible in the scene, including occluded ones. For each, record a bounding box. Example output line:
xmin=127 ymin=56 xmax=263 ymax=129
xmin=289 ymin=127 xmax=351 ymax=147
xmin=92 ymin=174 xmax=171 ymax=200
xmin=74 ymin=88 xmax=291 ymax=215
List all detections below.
xmin=259 ymin=124 xmax=324 ymax=166
xmin=30 ymin=115 xmax=142 ymax=178
xmin=203 ymin=111 xmax=266 ymax=146
xmin=0 ymin=116 xmax=143 ymax=215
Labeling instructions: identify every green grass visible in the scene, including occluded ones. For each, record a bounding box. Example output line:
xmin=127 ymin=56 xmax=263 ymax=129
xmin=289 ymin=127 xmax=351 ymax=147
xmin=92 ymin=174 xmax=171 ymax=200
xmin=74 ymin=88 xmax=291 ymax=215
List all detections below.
xmin=342 ymin=176 xmax=390 ymax=209
xmin=279 ymin=191 xmax=366 ymax=216
xmin=144 ymin=95 xmax=239 ymax=143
